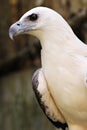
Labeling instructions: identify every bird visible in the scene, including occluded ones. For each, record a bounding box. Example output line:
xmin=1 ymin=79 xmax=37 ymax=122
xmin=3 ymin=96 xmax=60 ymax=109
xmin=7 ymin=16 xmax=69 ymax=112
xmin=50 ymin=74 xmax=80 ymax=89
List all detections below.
xmin=9 ymin=6 xmax=87 ymax=130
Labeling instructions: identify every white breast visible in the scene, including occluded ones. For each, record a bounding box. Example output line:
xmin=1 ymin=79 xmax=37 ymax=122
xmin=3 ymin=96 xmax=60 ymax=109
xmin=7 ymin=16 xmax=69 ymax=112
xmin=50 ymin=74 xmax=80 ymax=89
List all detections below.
xmin=41 ymin=45 xmax=87 ymax=125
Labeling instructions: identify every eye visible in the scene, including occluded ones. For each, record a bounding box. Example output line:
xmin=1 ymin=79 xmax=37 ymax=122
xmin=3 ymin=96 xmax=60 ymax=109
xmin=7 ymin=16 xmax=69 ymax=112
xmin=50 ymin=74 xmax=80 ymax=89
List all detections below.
xmin=29 ymin=13 xmax=38 ymax=21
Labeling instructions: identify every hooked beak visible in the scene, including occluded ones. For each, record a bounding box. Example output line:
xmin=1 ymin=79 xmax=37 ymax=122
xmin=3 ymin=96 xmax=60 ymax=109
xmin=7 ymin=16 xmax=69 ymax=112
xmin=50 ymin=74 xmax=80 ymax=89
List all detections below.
xmin=9 ymin=21 xmax=20 ymax=40
xmin=9 ymin=21 xmax=27 ymax=40
xmin=9 ymin=19 xmax=37 ymax=40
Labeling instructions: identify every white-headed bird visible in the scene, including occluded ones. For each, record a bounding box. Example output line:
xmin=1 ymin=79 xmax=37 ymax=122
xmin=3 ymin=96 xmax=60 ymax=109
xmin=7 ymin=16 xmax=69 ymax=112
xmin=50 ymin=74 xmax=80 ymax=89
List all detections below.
xmin=9 ymin=7 xmax=87 ymax=130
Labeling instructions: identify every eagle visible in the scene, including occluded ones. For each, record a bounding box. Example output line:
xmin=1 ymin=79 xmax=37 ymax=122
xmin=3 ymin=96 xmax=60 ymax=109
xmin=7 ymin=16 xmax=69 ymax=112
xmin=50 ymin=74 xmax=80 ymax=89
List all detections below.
xmin=9 ymin=7 xmax=87 ymax=130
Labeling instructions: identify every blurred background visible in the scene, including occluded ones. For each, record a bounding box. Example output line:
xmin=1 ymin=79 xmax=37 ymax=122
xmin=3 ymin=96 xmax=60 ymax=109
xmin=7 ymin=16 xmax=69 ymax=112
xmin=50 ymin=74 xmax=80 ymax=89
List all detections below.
xmin=0 ymin=0 xmax=87 ymax=130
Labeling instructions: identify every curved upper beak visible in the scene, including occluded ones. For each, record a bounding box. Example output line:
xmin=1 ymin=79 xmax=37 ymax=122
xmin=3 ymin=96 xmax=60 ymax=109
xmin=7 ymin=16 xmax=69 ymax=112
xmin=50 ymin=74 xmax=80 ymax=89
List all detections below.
xmin=9 ymin=22 xmax=18 ymax=40
xmin=9 ymin=19 xmax=36 ymax=40
xmin=9 ymin=21 xmax=24 ymax=40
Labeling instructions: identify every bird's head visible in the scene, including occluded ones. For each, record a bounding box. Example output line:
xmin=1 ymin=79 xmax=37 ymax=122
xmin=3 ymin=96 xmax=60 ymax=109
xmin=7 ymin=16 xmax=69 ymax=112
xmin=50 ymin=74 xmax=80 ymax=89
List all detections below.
xmin=9 ymin=6 xmax=73 ymax=42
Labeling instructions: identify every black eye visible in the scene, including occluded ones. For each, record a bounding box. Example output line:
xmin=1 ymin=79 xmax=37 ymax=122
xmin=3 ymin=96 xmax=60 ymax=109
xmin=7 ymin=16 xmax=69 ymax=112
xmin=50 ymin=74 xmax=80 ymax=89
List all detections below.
xmin=29 ymin=13 xmax=38 ymax=21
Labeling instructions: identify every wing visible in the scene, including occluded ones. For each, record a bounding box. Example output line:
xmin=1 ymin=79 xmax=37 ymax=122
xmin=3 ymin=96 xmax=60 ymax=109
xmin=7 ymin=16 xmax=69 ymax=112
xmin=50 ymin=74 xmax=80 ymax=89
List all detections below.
xmin=32 ymin=68 xmax=68 ymax=130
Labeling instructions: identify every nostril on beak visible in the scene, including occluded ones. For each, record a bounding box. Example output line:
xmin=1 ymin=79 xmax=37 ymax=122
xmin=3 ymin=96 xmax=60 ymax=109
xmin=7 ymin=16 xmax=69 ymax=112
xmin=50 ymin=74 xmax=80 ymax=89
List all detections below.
xmin=17 ymin=23 xmax=20 ymax=26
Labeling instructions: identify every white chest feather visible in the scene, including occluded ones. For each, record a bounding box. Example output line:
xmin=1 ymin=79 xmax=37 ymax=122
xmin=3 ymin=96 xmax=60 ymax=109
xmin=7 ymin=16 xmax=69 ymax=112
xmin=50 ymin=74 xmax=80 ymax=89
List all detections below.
xmin=41 ymin=42 xmax=87 ymax=125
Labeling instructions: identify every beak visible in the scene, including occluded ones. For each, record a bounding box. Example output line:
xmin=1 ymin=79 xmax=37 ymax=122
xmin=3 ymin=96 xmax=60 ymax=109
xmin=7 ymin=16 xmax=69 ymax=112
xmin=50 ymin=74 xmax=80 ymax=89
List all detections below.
xmin=9 ymin=20 xmax=35 ymax=40
xmin=9 ymin=21 xmax=23 ymax=40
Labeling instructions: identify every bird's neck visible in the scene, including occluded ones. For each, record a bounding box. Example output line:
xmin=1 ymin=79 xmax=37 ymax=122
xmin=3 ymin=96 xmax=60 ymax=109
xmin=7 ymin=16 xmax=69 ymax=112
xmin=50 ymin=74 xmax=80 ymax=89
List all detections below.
xmin=41 ymin=29 xmax=81 ymax=55
xmin=40 ymin=30 xmax=72 ymax=71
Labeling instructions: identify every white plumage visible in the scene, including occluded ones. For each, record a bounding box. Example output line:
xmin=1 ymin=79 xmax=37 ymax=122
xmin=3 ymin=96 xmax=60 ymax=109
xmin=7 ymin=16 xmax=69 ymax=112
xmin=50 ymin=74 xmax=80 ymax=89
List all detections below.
xmin=9 ymin=7 xmax=87 ymax=130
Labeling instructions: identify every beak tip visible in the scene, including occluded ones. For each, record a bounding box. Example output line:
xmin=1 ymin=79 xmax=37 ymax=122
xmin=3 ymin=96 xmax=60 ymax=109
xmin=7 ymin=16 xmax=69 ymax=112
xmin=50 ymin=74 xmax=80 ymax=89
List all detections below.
xmin=9 ymin=27 xmax=15 ymax=40
xmin=9 ymin=32 xmax=14 ymax=40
